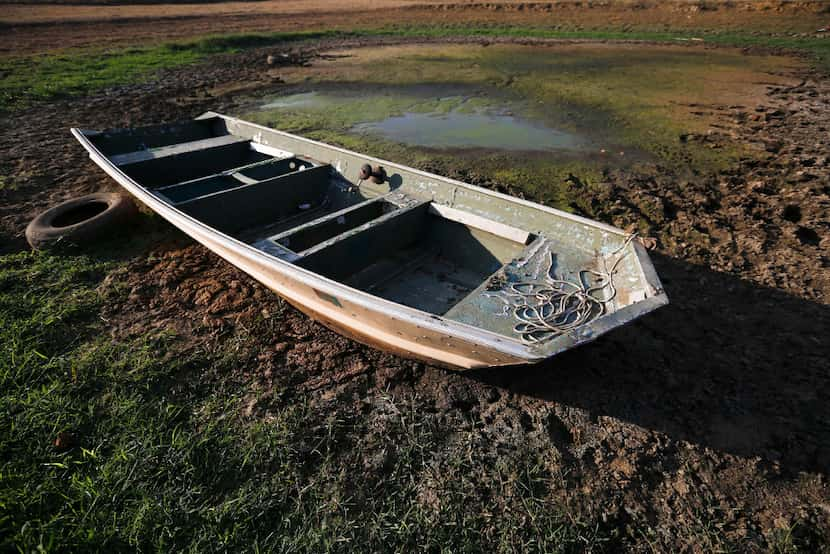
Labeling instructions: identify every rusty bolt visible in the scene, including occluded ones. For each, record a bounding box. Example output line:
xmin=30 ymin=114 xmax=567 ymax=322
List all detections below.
xmin=371 ymin=165 xmax=387 ymax=184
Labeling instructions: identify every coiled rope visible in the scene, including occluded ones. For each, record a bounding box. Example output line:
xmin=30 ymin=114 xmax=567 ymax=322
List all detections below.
xmin=485 ymin=234 xmax=638 ymax=343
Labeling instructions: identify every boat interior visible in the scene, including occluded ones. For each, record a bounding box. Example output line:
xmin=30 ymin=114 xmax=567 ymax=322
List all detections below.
xmin=86 ymin=116 xmax=629 ymax=340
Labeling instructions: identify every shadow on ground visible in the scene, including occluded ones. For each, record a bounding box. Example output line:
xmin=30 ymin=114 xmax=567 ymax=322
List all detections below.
xmin=469 ymin=253 xmax=830 ymax=475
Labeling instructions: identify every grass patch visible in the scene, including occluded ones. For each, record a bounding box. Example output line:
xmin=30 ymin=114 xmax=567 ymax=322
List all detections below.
xmin=1 ymin=47 xmax=199 ymax=108
xmin=0 ymin=31 xmax=331 ymax=110
xmin=0 ymin=245 xmax=616 ymax=551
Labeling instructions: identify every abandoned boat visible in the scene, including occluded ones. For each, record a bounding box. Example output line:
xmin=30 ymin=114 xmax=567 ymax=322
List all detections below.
xmin=71 ymin=112 xmax=668 ymax=369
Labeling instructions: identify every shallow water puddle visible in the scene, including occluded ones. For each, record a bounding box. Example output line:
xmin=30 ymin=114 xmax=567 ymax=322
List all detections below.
xmin=260 ymin=92 xmax=323 ymax=110
xmin=251 ymin=88 xmax=595 ymax=153
xmin=353 ymin=110 xmax=585 ymax=151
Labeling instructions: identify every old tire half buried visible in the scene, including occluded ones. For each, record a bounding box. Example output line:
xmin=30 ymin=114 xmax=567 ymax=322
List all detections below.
xmin=26 ymin=192 xmax=138 ymax=250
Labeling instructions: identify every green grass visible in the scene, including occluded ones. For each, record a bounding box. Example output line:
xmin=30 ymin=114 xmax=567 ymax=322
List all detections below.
xmin=2 ymin=25 xmax=828 ymax=111
xmin=0 ymin=31 xmax=330 ymax=110
xmin=0 ymin=46 xmax=199 ymax=108
xmin=0 ymin=245 xmax=617 ymax=551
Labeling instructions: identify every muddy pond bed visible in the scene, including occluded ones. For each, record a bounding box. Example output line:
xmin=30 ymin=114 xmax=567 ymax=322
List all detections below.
xmin=250 ymin=86 xmax=624 ymax=154
xmin=236 ymin=42 xmax=802 ymax=209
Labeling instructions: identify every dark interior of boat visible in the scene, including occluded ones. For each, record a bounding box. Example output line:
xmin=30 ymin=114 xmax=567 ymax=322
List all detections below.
xmin=88 ymin=117 xmax=535 ymax=316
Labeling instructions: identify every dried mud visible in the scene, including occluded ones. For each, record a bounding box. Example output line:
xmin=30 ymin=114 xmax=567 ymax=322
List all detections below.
xmin=2 ymin=36 xmax=829 ymax=550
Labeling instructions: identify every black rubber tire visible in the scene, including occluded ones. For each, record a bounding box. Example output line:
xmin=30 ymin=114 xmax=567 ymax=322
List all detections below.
xmin=25 ymin=192 xmax=138 ymax=250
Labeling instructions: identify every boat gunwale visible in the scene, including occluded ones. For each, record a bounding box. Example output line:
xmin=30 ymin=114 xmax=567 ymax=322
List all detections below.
xmin=71 ymin=113 xmax=668 ymax=363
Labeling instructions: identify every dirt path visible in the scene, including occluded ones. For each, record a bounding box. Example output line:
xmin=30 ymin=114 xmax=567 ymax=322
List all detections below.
xmin=1 ymin=35 xmax=828 ymax=549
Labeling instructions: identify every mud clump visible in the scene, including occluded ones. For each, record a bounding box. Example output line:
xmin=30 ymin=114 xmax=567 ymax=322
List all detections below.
xmin=796 ymin=225 xmax=820 ymax=246
xmin=782 ymin=203 xmax=802 ymax=222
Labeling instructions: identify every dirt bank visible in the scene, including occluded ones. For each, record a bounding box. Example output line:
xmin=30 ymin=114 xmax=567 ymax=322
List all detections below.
xmin=1 ymin=36 xmax=828 ymax=550
xmin=2 ymin=0 xmax=827 ymax=55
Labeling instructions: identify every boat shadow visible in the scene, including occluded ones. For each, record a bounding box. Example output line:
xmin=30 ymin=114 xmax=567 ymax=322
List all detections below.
xmin=466 ymin=253 xmax=830 ymax=475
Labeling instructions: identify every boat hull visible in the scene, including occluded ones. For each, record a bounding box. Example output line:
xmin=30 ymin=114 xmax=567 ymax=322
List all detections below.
xmin=71 ymin=114 xmax=667 ymax=370
xmin=71 ymin=129 xmax=534 ymax=368
xmin=194 ymin=218 xmax=530 ymax=369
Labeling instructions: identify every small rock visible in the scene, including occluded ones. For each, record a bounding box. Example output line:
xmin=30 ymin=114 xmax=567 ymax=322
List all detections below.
xmin=638 ymin=236 xmax=659 ymax=250
xmin=609 ymin=456 xmax=635 ymax=477
xmin=764 ymin=141 xmax=783 ymax=153
xmin=54 ymin=431 xmax=74 ymax=451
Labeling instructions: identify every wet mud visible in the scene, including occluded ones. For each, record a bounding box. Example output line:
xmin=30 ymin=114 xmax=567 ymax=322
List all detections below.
xmin=248 ymin=87 xmax=596 ymax=152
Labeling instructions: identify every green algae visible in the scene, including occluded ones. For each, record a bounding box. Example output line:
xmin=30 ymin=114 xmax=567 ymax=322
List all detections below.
xmin=354 ymin=111 xmax=585 ymax=151
xmin=265 ymin=89 xmax=592 ymax=152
